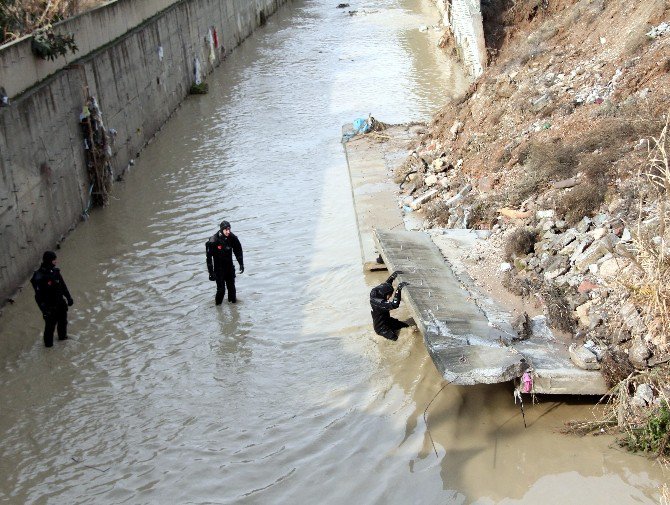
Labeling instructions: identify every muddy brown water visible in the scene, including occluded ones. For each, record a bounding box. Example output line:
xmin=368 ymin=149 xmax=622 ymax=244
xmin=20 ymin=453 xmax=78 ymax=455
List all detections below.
xmin=0 ymin=1 xmax=666 ymax=503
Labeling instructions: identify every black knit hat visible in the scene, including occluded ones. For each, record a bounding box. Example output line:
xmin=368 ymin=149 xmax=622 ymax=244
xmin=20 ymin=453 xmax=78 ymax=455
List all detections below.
xmin=42 ymin=250 xmax=57 ymax=265
xmin=220 ymin=220 xmax=231 ymax=230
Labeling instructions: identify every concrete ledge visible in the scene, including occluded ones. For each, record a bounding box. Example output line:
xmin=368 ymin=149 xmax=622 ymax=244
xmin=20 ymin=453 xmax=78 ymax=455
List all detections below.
xmin=375 ymin=228 xmax=609 ymax=395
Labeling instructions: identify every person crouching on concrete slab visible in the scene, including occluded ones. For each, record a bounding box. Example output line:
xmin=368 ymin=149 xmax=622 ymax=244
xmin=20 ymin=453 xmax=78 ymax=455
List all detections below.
xmin=370 ymin=270 xmax=409 ymax=341
xmin=206 ymin=220 xmax=244 ymax=305
xmin=30 ymin=251 xmax=74 ymax=347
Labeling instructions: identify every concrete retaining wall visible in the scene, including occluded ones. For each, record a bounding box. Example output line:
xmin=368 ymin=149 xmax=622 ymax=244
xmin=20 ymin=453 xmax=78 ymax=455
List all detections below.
xmin=434 ymin=0 xmax=486 ymax=78
xmin=0 ymin=0 xmax=286 ymax=303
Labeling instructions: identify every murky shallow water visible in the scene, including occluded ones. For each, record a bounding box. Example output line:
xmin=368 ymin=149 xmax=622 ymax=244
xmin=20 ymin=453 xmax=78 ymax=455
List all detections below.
xmin=0 ymin=1 xmax=666 ymax=503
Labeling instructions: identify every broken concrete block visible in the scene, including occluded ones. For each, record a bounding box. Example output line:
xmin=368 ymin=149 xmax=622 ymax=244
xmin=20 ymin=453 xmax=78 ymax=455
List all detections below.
xmin=576 ymin=217 xmax=592 ymax=233
xmin=569 ymin=344 xmax=601 ymax=370
xmin=574 ymin=239 xmax=610 ymax=272
xmin=628 ymin=336 xmax=650 ymax=369
xmin=575 ymin=301 xmax=592 ymax=327
xmin=536 ymin=209 xmax=555 ymax=219
xmin=620 ymin=302 xmax=646 ymax=336
xmin=444 ymin=184 xmax=472 ymax=207
xmin=599 ymin=257 xmax=629 ymax=280
xmin=425 ymin=174 xmax=438 ymax=186
xmin=544 ymin=255 xmax=570 ymax=280
xmin=410 ymin=188 xmax=439 ymax=210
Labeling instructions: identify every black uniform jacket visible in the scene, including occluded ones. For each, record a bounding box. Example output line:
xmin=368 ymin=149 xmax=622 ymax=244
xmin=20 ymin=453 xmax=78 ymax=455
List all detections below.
xmin=369 ymin=276 xmax=402 ymax=336
xmin=206 ymin=231 xmax=243 ymax=278
xmin=30 ymin=265 xmax=72 ymax=314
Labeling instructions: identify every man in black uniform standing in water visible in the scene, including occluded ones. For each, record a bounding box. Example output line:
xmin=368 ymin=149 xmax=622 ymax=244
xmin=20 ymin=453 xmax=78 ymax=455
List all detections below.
xmin=369 ymin=270 xmax=409 ymax=341
xmin=30 ymin=251 xmax=74 ymax=347
xmin=206 ymin=220 xmax=244 ymax=304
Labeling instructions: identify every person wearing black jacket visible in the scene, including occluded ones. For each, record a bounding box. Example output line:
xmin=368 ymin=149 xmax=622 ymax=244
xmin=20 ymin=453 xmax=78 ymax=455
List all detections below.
xmin=206 ymin=220 xmax=244 ymax=304
xmin=30 ymin=251 xmax=74 ymax=347
xmin=369 ymin=270 xmax=409 ymax=341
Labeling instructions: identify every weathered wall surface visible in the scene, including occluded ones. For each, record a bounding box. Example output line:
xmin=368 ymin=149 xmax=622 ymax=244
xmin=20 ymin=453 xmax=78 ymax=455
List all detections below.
xmin=435 ymin=0 xmax=485 ymax=77
xmin=0 ymin=0 xmax=178 ymax=99
xmin=0 ymin=0 xmax=287 ymax=303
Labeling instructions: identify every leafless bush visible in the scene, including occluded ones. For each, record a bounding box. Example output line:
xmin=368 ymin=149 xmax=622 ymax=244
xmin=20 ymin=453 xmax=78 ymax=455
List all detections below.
xmin=501 ymin=270 xmax=541 ymax=298
xmin=423 ymin=200 xmax=450 ymax=227
xmin=555 ymin=179 xmax=607 ymax=225
xmin=601 ymin=349 xmax=635 ymax=388
xmin=541 ymin=284 xmax=575 ymax=333
xmin=509 ymin=140 xmax=578 ymax=205
xmin=468 ymin=197 xmax=498 ymax=228
xmin=504 ymin=227 xmax=537 ymax=261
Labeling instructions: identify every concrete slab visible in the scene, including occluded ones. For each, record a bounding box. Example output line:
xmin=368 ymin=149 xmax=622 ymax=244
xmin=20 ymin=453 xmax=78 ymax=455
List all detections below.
xmin=379 ymin=229 xmax=609 ymax=395
xmin=342 ymin=128 xmax=404 ymax=266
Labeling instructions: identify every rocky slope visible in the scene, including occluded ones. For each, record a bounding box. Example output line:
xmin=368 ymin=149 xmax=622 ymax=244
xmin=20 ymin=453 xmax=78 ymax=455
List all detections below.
xmin=398 ymin=0 xmax=670 ymax=426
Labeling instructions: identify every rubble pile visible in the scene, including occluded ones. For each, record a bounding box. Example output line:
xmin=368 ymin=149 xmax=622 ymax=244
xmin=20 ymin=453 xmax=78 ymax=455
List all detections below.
xmin=397 ymin=0 xmax=670 ymax=384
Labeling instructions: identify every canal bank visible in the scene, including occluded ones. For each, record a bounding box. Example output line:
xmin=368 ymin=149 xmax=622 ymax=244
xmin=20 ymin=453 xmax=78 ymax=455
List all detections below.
xmin=0 ymin=0 xmax=288 ymax=305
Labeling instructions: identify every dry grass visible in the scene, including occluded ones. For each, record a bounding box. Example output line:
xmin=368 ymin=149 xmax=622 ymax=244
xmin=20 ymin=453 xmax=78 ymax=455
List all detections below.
xmin=509 ymin=140 xmax=579 ymax=205
xmin=1 ymin=0 xmax=102 ymax=43
xmin=555 ymin=179 xmax=608 ymax=225
xmin=627 ymin=118 xmax=670 ymax=347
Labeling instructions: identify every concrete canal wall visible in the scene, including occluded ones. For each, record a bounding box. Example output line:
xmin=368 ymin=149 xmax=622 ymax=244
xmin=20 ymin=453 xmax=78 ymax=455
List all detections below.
xmin=434 ymin=0 xmax=486 ymax=77
xmin=0 ymin=0 xmax=287 ymax=304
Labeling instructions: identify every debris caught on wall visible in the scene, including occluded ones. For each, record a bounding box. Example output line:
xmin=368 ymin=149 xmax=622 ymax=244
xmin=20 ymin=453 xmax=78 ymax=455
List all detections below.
xmin=194 ymin=57 xmax=202 ymax=85
xmin=208 ymin=29 xmax=216 ymax=64
xmin=80 ymin=96 xmax=112 ymax=207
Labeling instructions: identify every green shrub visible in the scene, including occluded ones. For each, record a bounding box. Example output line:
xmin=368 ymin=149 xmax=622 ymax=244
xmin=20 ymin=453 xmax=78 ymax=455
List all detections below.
xmin=623 ymin=401 xmax=670 ymax=456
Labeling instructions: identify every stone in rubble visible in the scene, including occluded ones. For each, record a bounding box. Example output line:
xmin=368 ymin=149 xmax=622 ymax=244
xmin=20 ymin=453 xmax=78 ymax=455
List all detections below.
xmin=574 ymin=239 xmax=610 ymax=272
xmin=575 ymin=301 xmax=592 ymax=327
xmin=549 ymin=228 xmax=578 ymax=253
xmin=569 ymin=344 xmax=600 ymax=370
xmin=599 ymin=257 xmax=628 ymax=280
xmin=628 ymin=336 xmax=650 ymax=369
xmin=578 ymin=280 xmax=598 ymax=293
xmin=591 ymin=227 xmax=608 ymax=240
xmin=569 ymin=236 xmax=595 ymax=263
xmin=512 ymin=312 xmax=531 ymax=340
xmin=544 ymin=255 xmax=570 ymax=280
xmin=576 ymin=217 xmax=592 ymax=233
xmin=620 ymin=302 xmax=646 ymax=336
xmin=633 ymin=383 xmax=654 ymax=406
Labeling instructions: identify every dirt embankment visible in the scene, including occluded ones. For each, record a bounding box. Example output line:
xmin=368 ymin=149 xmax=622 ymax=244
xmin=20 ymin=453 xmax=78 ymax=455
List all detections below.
xmin=396 ymin=0 xmax=670 ymax=455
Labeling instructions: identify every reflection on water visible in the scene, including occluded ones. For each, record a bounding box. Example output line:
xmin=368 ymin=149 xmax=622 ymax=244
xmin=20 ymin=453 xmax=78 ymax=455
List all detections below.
xmin=0 ymin=0 xmax=665 ymax=503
